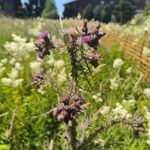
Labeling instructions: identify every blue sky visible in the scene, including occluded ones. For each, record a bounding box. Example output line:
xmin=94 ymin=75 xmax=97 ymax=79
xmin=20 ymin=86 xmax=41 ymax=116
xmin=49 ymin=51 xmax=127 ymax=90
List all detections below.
xmin=22 ymin=0 xmax=74 ymax=16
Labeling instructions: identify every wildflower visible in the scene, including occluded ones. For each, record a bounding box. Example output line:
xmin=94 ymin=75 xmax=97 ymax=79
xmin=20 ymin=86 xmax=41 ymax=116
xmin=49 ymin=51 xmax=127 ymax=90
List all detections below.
xmin=133 ymin=117 xmax=145 ymax=138
xmin=35 ymin=31 xmax=54 ymax=59
xmin=112 ymin=103 xmax=132 ymax=120
xmin=113 ymin=58 xmax=124 ymax=69
xmin=57 ymin=74 xmax=67 ymax=84
xmin=142 ymin=47 xmax=150 ymax=57
xmin=92 ymin=93 xmax=103 ymax=103
xmin=47 ymin=55 xmax=55 ymax=66
xmin=15 ymin=63 xmax=23 ymax=71
xmin=126 ymin=67 xmax=132 ymax=74
xmin=54 ymin=60 xmax=65 ymax=69
xmin=86 ymin=50 xmax=101 ymax=68
xmin=31 ymin=72 xmax=44 ymax=88
xmin=122 ymin=99 xmax=136 ymax=106
xmin=1 ymin=78 xmax=12 ymax=86
xmin=100 ymin=106 xmax=111 ymax=115
xmin=144 ymin=27 xmax=149 ymax=32
xmin=52 ymin=87 xmax=85 ymax=124
xmin=0 ymin=67 xmax=6 ymax=74
xmin=7 ymin=68 xmax=18 ymax=79
xmin=39 ymin=31 xmax=48 ymax=39
xmin=37 ymin=86 xmax=46 ymax=95
xmin=143 ymin=88 xmax=150 ymax=98
xmin=82 ymin=36 xmax=91 ymax=44
xmin=12 ymin=79 xmax=23 ymax=88
xmin=9 ymin=58 xmax=16 ymax=65
xmin=110 ymin=77 xmax=119 ymax=90
xmin=1 ymin=58 xmax=8 ymax=64
xmin=30 ymin=61 xmax=42 ymax=75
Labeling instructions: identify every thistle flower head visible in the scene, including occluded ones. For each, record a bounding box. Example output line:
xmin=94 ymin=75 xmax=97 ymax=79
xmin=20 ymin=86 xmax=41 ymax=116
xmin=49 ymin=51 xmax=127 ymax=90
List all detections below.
xmin=39 ymin=31 xmax=48 ymax=39
xmin=52 ymin=85 xmax=85 ymax=124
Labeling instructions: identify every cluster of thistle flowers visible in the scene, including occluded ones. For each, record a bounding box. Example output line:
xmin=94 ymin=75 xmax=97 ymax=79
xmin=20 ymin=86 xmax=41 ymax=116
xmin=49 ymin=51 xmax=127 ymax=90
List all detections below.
xmin=81 ymin=20 xmax=106 ymax=68
xmin=31 ymin=32 xmax=52 ymax=88
xmin=31 ymin=32 xmax=67 ymax=89
xmin=35 ymin=31 xmax=54 ymax=59
xmin=63 ymin=20 xmax=106 ymax=72
xmin=52 ymin=86 xmax=85 ymax=125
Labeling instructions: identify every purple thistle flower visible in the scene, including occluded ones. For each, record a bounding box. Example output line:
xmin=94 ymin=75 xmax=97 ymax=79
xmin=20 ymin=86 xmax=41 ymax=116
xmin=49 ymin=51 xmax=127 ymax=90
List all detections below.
xmin=82 ymin=35 xmax=90 ymax=44
xmin=39 ymin=31 xmax=48 ymax=39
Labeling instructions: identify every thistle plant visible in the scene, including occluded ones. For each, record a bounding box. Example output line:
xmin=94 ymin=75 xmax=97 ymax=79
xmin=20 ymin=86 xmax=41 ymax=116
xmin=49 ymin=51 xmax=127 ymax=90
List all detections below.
xmin=35 ymin=31 xmax=54 ymax=59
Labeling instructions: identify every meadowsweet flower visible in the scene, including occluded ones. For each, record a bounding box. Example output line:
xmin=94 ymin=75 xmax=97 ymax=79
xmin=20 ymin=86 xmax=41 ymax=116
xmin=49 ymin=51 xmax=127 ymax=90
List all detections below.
xmin=0 ymin=62 xmax=3 ymax=68
xmin=47 ymin=54 xmax=55 ymax=66
xmin=113 ymin=58 xmax=124 ymax=69
xmin=1 ymin=78 xmax=12 ymax=86
xmin=1 ymin=58 xmax=8 ymax=64
xmin=30 ymin=61 xmax=42 ymax=75
xmin=15 ymin=63 xmax=23 ymax=71
xmin=143 ymin=88 xmax=150 ymax=98
xmin=142 ymin=47 xmax=150 ymax=57
xmin=122 ymin=99 xmax=136 ymax=106
xmin=110 ymin=77 xmax=119 ymax=90
xmin=9 ymin=58 xmax=16 ymax=65
xmin=54 ymin=60 xmax=65 ymax=69
xmin=112 ymin=103 xmax=132 ymax=120
xmin=92 ymin=93 xmax=103 ymax=102
xmin=146 ymin=140 xmax=150 ymax=146
xmin=0 ymin=67 xmax=6 ymax=74
xmin=144 ymin=27 xmax=149 ymax=32
xmin=57 ymin=74 xmax=67 ymax=84
xmin=4 ymin=35 xmax=34 ymax=61
xmin=12 ymin=34 xmax=27 ymax=43
xmin=126 ymin=67 xmax=132 ymax=74
xmin=12 ymin=79 xmax=23 ymax=87
xmin=37 ymin=87 xmax=46 ymax=95
xmin=7 ymin=68 xmax=18 ymax=79
xmin=100 ymin=106 xmax=111 ymax=115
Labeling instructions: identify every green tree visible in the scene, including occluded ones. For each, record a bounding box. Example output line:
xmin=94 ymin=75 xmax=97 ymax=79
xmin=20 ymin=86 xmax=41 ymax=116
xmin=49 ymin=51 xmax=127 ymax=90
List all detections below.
xmin=93 ymin=5 xmax=102 ymax=21
xmin=82 ymin=3 xmax=93 ymax=20
xmin=101 ymin=4 xmax=112 ymax=23
xmin=42 ymin=0 xmax=58 ymax=19
xmin=115 ymin=0 xmax=135 ymax=24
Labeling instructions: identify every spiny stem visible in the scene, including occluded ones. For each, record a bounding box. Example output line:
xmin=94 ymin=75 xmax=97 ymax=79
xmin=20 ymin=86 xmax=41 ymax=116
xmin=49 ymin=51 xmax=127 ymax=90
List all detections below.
xmin=67 ymin=120 xmax=78 ymax=150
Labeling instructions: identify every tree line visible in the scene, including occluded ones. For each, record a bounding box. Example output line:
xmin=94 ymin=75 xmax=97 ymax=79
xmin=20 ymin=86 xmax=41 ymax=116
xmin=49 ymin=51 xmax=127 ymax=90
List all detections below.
xmin=4 ymin=0 xmax=58 ymax=19
xmin=64 ymin=0 xmax=136 ymax=24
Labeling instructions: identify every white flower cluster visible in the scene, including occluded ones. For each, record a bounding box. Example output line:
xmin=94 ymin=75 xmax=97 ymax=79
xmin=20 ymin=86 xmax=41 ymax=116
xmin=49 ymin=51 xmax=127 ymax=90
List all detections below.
xmin=30 ymin=61 xmax=42 ymax=75
xmin=142 ymin=47 xmax=150 ymax=58
xmin=47 ymin=54 xmax=67 ymax=85
xmin=4 ymin=34 xmax=34 ymax=61
xmin=100 ymin=106 xmax=111 ymax=115
xmin=126 ymin=67 xmax=132 ymax=74
xmin=113 ymin=58 xmax=124 ymax=69
xmin=1 ymin=67 xmax=23 ymax=88
xmin=28 ymin=22 xmax=45 ymax=37
xmin=143 ymin=88 xmax=150 ymax=98
xmin=0 ymin=59 xmax=7 ymax=74
xmin=112 ymin=103 xmax=132 ymax=120
xmin=110 ymin=77 xmax=120 ymax=90
xmin=92 ymin=93 xmax=103 ymax=103
xmin=122 ymin=99 xmax=136 ymax=107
